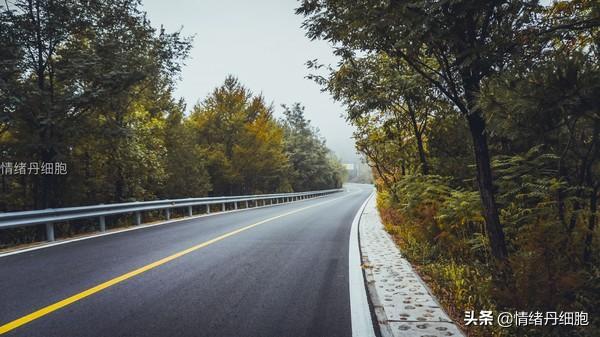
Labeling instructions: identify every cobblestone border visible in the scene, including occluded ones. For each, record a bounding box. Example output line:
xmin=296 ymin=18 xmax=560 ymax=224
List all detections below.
xmin=359 ymin=193 xmax=465 ymax=337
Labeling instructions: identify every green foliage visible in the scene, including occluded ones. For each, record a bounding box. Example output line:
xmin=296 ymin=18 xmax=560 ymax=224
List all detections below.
xmin=0 ymin=3 xmax=344 ymax=247
xmin=280 ymin=103 xmax=346 ymax=191
xmin=187 ymin=76 xmax=290 ymax=195
xmin=422 ymin=261 xmax=496 ymax=333
xmin=162 ymin=106 xmax=212 ymax=198
xmin=0 ymin=0 xmax=193 ymax=208
xmin=298 ymin=0 xmax=598 ymax=335
xmin=491 ymin=147 xmax=598 ymax=317
xmin=383 ymin=175 xmax=488 ymax=263
xmin=379 ymin=168 xmax=598 ymax=335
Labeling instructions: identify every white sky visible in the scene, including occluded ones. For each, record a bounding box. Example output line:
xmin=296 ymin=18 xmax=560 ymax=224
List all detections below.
xmin=141 ymin=0 xmax=359 ymax=162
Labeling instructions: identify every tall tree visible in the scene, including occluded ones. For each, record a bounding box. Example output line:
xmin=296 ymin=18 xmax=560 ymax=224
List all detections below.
xmin=296 ymin=0 xmax=556 ymax=260
xmin=162 ymin=102 xmax=211 ymax=198
xmin=188 ymin=76 xmax=290 ymax=195
xmin=281 ymin=103 xmax=345 ymax=191
xmin=315 ymin=53 xmax=443 ymax=175
xmin=0 ymin=0 xmax=191 ymax=209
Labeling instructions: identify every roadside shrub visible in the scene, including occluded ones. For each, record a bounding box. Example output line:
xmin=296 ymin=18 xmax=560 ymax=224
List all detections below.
xmin=377 ymin=147 xmax=599 ymax=335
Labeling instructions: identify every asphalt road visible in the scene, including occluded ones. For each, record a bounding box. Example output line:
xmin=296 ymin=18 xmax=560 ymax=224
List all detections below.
xmin=0 ymin=184 xmax=373 ymax=337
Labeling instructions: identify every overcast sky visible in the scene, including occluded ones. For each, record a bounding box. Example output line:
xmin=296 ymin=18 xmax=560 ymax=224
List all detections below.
xmin=141 ymin=0 xmax=359 ymax=163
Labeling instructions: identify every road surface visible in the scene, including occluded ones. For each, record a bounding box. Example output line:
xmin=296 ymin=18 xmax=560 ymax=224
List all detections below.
xmin=0 ymin=185 xmax=373 ymax=337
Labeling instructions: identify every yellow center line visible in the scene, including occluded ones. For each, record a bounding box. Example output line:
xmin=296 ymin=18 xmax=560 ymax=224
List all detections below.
xmin=0 ymin=193 xmax=351 ymax=335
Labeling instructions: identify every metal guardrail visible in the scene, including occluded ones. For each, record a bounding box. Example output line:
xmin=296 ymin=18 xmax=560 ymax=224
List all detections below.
xmin=0 ymin=189 xmax=343 ymax=241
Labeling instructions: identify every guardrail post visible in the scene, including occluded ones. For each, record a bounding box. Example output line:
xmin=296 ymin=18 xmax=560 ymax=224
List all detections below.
xmin=99 ymin=216 xmax=106 ymax=232
xmin=187 ymin=206 xmax=193 ymax=217
xmin=222 ymin=203 xmax=226 ymax=211
xmin=165 ymin=208 xmax=171 ymax=220
xmin=245 ymin=200 xmax=249 ymax=208
xmin=206 ymin=204 xmax=210 ymax=214
xmin=135 ymin=212 xmax=141 ymax=226
xmin=234 ymin=202 xmax=238 ymax=210
xmin=45 ymin=222 xmax=55 ymax=241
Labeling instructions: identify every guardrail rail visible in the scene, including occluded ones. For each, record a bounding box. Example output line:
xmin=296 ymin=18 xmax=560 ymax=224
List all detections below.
xmin=0 ymin=189 xmax=343 ymax=242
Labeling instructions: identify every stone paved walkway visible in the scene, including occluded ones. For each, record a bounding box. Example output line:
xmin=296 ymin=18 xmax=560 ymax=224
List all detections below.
xmin=359 ymin=193 xmax=465 ymax=337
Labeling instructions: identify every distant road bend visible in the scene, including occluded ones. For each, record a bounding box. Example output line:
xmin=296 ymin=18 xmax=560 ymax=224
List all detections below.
xmin=0 ymin=184 xmax=374 ymax=337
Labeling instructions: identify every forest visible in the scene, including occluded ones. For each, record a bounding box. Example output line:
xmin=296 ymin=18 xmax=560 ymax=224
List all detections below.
xmin=297 ymin=0 xmax=599 ymax=336
xmin=0 ymin=0 xmax=345 ymax=243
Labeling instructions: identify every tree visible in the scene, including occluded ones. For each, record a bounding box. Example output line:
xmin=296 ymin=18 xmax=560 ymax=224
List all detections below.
xmin=280 ymin=103 xmax=345 ymax=191
xmin=0 ymin=0 xmax=191 ymax=209
xmin=296 ymin=0 xmax=560 ymax=260
xmin=162 ymin=102 xmax=212 ymax=198
xmin=352 ymin=112 xmax=407 ymax=190
xmin=188 ymin=76 xmax=291 ymax=195
xmin=480 ymin=46 xmax=599 ymax=265
xmin=1 ymin=0 xmax=90 ymax=208
xmin=296 ymin=1 xmax=599 ymax=332
xmin=315 ymin=53 xmax=451 ymax=176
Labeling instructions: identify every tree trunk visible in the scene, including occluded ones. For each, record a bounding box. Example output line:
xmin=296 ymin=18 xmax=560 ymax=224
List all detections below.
xmin=115 ymin=163 xmax=125 ymax=202
xmin=406 ymin=105 xmax=429 ymax=175
xmin=39 ymin=146 xmax=55 ymax=209
xmin=466 ymin=112 xmax=508 ymax=260
xmin=459 ymin=66 xmax=509 ymax=261
xmin=412 ymin=124 xmax=429 ymax=175
xmin=415 ymin=135 xmax=428 ymax=175
xmin=583 ymin=184 xmax=598 ymax=264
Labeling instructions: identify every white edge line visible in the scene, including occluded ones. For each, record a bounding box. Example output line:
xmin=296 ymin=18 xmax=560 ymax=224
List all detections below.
xmin=349 ymin=189 xmax=377 ymax=337
xmin=0 ymin=193 xmax=341 ymax=258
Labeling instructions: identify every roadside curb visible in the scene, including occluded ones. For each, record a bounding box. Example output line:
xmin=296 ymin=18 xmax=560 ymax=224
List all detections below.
xmin=349 ymin=190 xmax=377 ymax=337
xmin=358 ymin=192 xmax=465 ymax=337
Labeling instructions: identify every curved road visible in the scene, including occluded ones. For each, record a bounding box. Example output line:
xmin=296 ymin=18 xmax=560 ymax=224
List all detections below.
xmin=0 ymin=184 xmax=373 ymax=337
